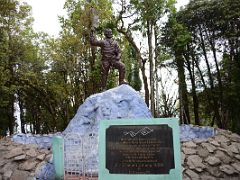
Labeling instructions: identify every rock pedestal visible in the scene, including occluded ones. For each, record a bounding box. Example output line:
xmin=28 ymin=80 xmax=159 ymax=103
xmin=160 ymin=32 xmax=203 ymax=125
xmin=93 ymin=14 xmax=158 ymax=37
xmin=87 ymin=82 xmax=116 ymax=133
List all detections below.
xmin=63 ymin=84 xmax=153 ymax=135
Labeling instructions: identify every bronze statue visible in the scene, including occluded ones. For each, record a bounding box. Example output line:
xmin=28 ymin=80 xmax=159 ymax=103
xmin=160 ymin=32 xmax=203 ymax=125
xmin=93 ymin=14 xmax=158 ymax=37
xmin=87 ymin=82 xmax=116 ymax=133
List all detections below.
xmin=90 ymin=28 xmax=127 ymax=90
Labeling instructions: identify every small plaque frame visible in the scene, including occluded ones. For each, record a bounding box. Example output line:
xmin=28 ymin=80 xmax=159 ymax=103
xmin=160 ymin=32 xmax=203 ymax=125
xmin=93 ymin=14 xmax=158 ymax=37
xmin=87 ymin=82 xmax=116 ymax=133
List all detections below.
xmin=99 ymin=118 xmax=182 ymax=180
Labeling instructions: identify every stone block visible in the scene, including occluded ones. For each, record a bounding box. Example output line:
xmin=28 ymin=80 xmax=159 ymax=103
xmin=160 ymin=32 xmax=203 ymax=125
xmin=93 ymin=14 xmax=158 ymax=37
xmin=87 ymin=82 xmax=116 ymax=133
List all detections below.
xmin=182 ymin=147 xmax=197 ymax=155
xmin=3 ymin=170 xmax=13 ymax=180
xmin=215 ymin=150 xmax=232 ymax=164
xmin=219 ymin=164 xmax=236 ymax=175
xmin=205 ymin=156 xmax=221 ymax=166
xmin=11 ymin=170 xmax=30 ymax=180
xmin=19 ymin=161 xmax=38 ymax=171
xmin=14 ymin=154 xmax=26 ymax=161
xmin=187 ymin=155 xmax=205 ymax=171
xmin=185 ymin=169 xmax=200 ymax=179
xmin=37 ymin=154 xmax=46 ymax=161
xmin=5 ymin=147 xmax=23 ymax=159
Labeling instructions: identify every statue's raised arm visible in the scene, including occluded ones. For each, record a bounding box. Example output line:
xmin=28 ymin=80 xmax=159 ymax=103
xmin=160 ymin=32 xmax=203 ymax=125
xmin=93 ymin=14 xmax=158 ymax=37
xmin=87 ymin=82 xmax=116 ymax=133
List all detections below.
xmin=90 ymin=29 xmax=103 ymax=47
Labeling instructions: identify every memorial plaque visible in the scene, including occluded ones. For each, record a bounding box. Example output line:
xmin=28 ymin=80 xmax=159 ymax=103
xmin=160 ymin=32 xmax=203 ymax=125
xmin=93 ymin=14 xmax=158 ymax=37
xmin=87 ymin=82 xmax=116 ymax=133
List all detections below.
xmin=106 ymin=125 xmax=174 ymax=174
xmin=99 ymin=118 xmax=182 ymax=180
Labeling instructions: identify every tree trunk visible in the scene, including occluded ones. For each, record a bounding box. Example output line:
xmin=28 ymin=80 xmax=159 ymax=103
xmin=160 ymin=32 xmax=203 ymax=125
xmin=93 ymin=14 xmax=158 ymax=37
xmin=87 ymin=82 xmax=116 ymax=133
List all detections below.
xmin=35 ymin=109 xmax=40 ymax=134
xmin=147 ymin=20 xmax=155 ymax=115
xmin=155 ymin=73 xmax=160 ymax=117
xmin=198 ymin=25 xmax=222 ymax=128
xmin=175 ymin=50 xmax=190 ymax=124
xmin=18 ymin=91 xmax=26 ymax=133
xmin=141 ymin=59 xmax=150 ymax=107
xmin=154 ymin=24 xmax=160 ymax=117
xmin=205 ymin=28 xmax=223 ymax=106
xmin=185 ymin=45 xmax=200 ymax=125
xmin=8 ymin=94 xmax=15 ymax=135
xmin=7 ymin=29 xmax=15 ymax=135
xmin=193 ymin=52 xmax=217 ymax=126
xmin=117 ymin=28 xmax=149 ymax=107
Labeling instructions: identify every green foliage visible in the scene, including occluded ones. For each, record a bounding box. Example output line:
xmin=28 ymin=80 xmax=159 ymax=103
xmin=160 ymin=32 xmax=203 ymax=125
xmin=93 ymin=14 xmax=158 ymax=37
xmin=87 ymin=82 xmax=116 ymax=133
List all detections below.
xmin=162 ymin=0 xmax=240 ymax=132
xmin=163 ymin=17 xmax=191 ymax=52
xmin=123 ymin=45 xmax=142 ymax=91
xmin=0 ymin=0 xmax=35 ymax=134
xmin=130 ymin=0 xmax=173 ymax=23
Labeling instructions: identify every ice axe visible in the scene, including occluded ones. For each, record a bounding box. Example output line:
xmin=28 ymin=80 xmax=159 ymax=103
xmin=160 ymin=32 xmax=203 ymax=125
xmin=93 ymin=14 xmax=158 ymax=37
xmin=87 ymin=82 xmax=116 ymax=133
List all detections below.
xmin=90 ymin=7 xmax=99 ymax=31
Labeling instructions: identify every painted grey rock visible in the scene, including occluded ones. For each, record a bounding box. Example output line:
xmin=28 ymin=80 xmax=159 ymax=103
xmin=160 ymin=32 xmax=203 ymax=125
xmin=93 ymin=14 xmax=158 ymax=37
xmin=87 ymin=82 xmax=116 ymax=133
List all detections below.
xmin=180 ymin=124 xmax=215 ymax=141
xmin=63 ymin=84 xmax=153 ymax=135
xmin=12 ymin=133 xmax=58 ymax=149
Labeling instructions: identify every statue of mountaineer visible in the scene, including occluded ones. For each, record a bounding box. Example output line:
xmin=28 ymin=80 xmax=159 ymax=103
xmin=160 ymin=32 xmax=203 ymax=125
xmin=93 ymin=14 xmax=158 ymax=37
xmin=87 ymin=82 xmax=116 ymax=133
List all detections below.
xmin=90 ymin=28 xmax=127 ymax=90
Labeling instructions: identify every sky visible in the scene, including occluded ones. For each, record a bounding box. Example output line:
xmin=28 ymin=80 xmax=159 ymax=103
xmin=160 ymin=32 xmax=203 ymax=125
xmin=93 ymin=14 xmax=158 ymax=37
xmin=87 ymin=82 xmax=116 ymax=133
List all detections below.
xmin=22 ymin=0 xmax=189 ymax=37
xmin=21 ymin=0 xmax=67 ymax=37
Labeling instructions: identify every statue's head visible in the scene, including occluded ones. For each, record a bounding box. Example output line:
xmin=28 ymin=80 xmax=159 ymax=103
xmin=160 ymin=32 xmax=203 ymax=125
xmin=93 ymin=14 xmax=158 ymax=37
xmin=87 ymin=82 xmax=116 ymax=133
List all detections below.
xmin=104 ymin=28 xmax=113 ymax=39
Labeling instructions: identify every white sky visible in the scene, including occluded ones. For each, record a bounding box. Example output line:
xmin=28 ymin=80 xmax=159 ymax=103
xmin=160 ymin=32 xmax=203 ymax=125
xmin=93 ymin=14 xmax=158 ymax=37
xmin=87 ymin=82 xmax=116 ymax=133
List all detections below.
xmin=21 ymin=0 xmax=67 ymax=37
xmin=22 ymin=0 xmax=189 ymax=37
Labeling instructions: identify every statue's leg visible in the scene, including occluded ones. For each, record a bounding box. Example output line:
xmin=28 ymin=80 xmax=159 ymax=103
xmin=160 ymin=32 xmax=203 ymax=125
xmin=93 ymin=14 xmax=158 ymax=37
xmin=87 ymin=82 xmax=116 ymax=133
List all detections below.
xmin=112 ymin=61 xmax=127 ymax=85
xmin=101 ymin=60 xmax=110 ymax=90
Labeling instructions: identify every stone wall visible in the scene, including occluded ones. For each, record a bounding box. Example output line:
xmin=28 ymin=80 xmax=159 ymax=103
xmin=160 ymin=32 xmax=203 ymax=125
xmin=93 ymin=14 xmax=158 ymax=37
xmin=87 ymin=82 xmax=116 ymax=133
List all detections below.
xmin=182 ymin=128 xmax=240 ymax=180
xmin=0 ymin=138 xmax=54 ymax=180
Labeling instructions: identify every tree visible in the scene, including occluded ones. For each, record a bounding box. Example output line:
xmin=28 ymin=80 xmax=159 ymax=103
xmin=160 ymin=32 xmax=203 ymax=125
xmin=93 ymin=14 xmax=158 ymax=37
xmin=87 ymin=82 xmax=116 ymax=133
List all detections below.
xmin=0 ymin=0 xmax=34 ymax=134
xmin=162 ymin=12 xmax=191 ymax=124
xmin=114 ymin=0 xmax=176 ymax=114
xmin=161 ymin=0 xmax=240 ymax=132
